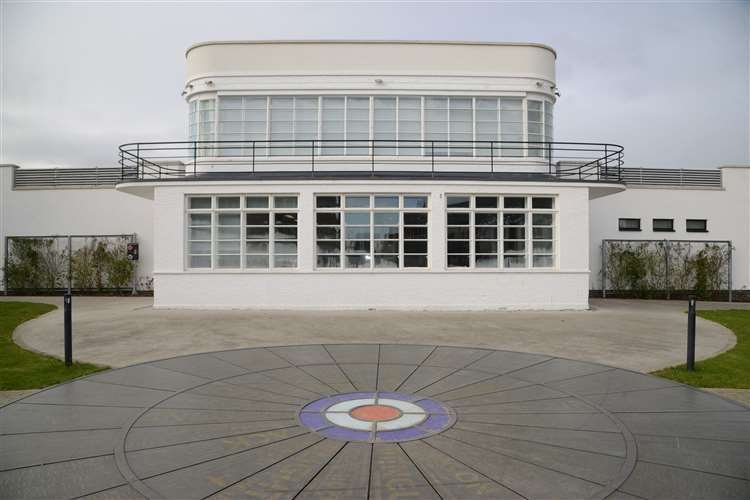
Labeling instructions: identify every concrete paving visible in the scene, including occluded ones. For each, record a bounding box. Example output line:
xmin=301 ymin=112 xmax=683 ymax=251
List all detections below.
xmin=2 ymin=296 xmax=742 ymax=372
xmin=1 ymin=345 xmax=748 ymax=499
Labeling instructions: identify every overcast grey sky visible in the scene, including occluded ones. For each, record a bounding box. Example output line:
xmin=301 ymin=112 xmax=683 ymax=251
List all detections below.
xmin=1 ymin=1 xmax=748 ymax=169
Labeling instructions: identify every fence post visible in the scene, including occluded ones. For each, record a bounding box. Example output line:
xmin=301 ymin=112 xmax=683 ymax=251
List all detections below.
xmin=686 ymin=296 xmax=696 ymax=371
xmin=67 ymin=235 xmax=72 ymax=294
xmin=64 ymin=293 xmax=72 ymax=367
xmin=3 ymin=237 xmax=8 ymax=295
xmin=131 ymin=234 xmax=137 ymax=296
xmin=728 ymin=243 xmax=733 ymax=302
xmin=490 ymin=142 xmax=494 ymax=174
xmin=601 ymin=241 xmax=607 ymax=298
xmin=665 ymin=239 xmax=671 ymax=300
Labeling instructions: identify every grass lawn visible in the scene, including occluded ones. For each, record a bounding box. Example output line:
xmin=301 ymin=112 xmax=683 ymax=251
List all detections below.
xmin=652 ymin=309 xmax=750 ymax=389
xmin=0 ymin=301 xmax=106 ymax=390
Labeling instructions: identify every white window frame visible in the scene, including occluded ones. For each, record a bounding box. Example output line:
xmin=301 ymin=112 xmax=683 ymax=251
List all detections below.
xmin=445 ymin=194 xmax=558 ymax=270
xmin=185 ymin=194 xmax=299 ymax=271
xmin=314 ymin=193 xmax=430 ymax=271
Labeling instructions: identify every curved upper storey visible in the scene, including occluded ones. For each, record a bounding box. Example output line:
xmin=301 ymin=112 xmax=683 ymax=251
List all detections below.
xmin=183 ymin=40 xmax=557 ymax=99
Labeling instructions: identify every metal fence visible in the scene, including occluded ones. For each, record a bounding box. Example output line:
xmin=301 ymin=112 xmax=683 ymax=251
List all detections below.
xmin=620 ymin=168 xmax=722 ymax=188
xmin=118 ymin=139 xmax=624 ymax=182
xmin=13 ymin=167 xmax=134 ymax=188
xmin=3 ymin=234 xmax=139 ymax=294
xmin=601 ymin=239 xmax=733 ymax=301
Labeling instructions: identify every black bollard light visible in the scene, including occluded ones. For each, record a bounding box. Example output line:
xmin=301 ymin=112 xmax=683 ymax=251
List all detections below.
xmin=64 ymin=293 xmax=72 ymax=367
xmin=687 ymin=295 xmax=696 ymax=371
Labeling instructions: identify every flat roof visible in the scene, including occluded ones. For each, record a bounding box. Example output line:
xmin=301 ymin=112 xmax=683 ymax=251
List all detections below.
xmin=185 ymin=40 xmax=557 ymax=59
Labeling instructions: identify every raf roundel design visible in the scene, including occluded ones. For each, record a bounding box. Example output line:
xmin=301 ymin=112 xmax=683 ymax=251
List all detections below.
xmin=298 ymin=391 xmax=455 ymax=442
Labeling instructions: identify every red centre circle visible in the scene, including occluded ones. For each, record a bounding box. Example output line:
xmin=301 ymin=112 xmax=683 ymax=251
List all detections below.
xmin=349 ymin=404 xmax=402 ymax=422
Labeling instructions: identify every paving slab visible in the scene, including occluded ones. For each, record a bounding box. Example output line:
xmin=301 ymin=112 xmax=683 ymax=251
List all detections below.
xmin=1 ymin=344 xmax=749 ymax=499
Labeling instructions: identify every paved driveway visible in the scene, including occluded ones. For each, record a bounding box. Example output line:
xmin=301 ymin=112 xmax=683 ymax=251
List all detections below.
xmin=2 ymin=297 xmax=740 ymax=372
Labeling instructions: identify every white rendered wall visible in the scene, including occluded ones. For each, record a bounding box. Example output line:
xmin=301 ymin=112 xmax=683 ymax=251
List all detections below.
xmin=0 ymin=165 xmax=154 ymax=290
xmin=589 ymin=166 xmax=750 ymax=291
xmin=146 ymin=179 xmax=594 ymax=310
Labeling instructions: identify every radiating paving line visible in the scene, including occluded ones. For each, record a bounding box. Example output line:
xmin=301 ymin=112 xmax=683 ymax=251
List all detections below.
xmin=451 ymin=424 xmax=626 ymax=459
xmin=392 ymin=346 xmax=440 ymax=392
xmin=134 ymin=429 xmax=315 ymax=482
xmin=410 ymin=350 xmax=496 ymax=394
xmin=290 ymin=441 xmax=349 ymax=500
xmin=397 ymin=442 xmax=444 ymax=500
xmin=197 ymin=436 xmax=328 ymax=500
xmin=320 ymin=344 xmax=364 ymax=391
xmin=125 ymin=423 xmax=301 ymax=453
xmin=419 ymin=437 xmax=529 ymax=499
xmin=435 ymin=431 xmax=609 ymax=487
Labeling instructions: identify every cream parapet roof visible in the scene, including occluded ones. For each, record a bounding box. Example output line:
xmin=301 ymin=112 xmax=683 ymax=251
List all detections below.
xmin=185 ymin=39 xmax=557 ymax=59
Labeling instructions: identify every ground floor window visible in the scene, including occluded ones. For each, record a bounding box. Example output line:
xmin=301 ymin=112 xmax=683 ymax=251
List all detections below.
xmin=315 ymin=194 xmax=429 ymax=269
xmin=446 ymin=194 xmax=556 ymax=269
xmin=186 ymin=194 xmax=298 ymax=269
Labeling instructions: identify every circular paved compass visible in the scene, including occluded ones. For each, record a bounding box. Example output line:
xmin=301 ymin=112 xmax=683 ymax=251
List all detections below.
xmin=299 ymin=391 xmax=455 ymax=442
xmin=1 ymin=344 xmax=748 ymax=499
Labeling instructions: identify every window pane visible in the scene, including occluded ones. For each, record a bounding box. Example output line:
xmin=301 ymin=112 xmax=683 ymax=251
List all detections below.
xmin=274 ymin=196 xmax=297 ymax=209
xmin=374 ymin=226 xmax=399 ymax=239
xmin=317 ymin=241 xmax=340 ymax=254
xmin=246 ymin=196 xmax=269 ymax=208
xmin=448 ymin=213 xmax=470 ymax=225
xmin=504 ymin=197 xmax=526 ymax=209
xmin=375 ymin=255 xmax=400 ymax=268
xmin=686 ymin=219 xmax=707 ymax=232
xmin=217 ymin=197 xmax=241 ymax=209
xmin=246 ymin=255 xmax=269 ymax=268
xmin=274 ymin=255 xmax=297 ymax=268
xmin=532 ymin=197 xmax=554 ymax=209
xmin=217 ymin=255 xmax=241 ymax=269
xmin=246 ymin=213 xmax=269 ymax=225
xmin=374 ymin=196 xmax=399 ymax=208
xmin=275 ymin=213 xmax=298 ymax=226
xmin=346 ymin=196 xmax=370 ymax=208
xmin=218 ymin=213 xmax=241 ymax=225
xmin=374 ymin=212 xmax=399 ymax=225
xmin=317 ymin=227 xmax=341 ymax=239
xmin=189 ymin=197 xmax=211 ymax=209
xmin=316 ymin=196 xmax=341 ymax=208
xmin=476 ymin=196 xmax=498 ymax=208
xmin=317 ymin=255 xmax=341 ymax=268
xmin=448 ymin=255 xmax=470 ymax=267
xmin=618 ymin=218 xmax=641 ymax=231
xmin=475 ymin=213 xmax=497 ymax=225
xmin=404 ymin=213 xmax=428 ymax=225
xmin=403 ymin=196 xmax=428 ymax=208
xmin=404 ymin=255 xmax=427 ymax=268
xmin=274 ymin=226 xmax=296 ymax=240
xmin=532 ymin=214 xmax=553 ymax=226
xmin=345 ymin=212 xmax=370 ymax=225
xmin=190 ymin=255 xmax=211 ymax=268
xmin=447 ymin=196 xmax=470 ymax=208
xmin=317 ymin=212 xmax=341 ymax=225
xmin=189 ymin=214 xmax=211 ymax=226
xmin=475 ymin=255 xmax=498 ymax=268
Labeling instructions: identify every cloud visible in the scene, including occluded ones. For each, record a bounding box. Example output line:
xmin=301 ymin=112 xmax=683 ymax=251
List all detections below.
xmin=1 ymin=1 xmax=748 ymax=169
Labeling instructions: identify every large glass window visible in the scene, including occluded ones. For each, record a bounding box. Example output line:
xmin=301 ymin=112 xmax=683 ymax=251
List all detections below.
xmin=446 ymin=195 xmax=556 ymax=269
xmin=527 ymin=100 xmax=554 ymax=158
xmin=186 ymin=194 xmax=298 ymax=270
xmin=207 ymin=95 xmax=555 ymax=158
xmin=188 ymin=99 xmax=217 ymax=157
xmin=269 ymin=97 xmax=317 ymax=155
xmin=315 ymin=194 xmax=429 ymax=270
xmin=217 ymin=96 xmax=267 ymax=156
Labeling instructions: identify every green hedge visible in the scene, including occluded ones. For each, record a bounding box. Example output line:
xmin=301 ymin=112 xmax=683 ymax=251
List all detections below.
xmin=603 ymin=240 xmax=730 ymax=299
xmin=4 ymin=237 xmax=135 ymax=292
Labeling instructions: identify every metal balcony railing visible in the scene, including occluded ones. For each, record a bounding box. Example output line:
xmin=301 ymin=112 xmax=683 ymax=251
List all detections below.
xmin=118 ymin=140 xmax=624 ymax=183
